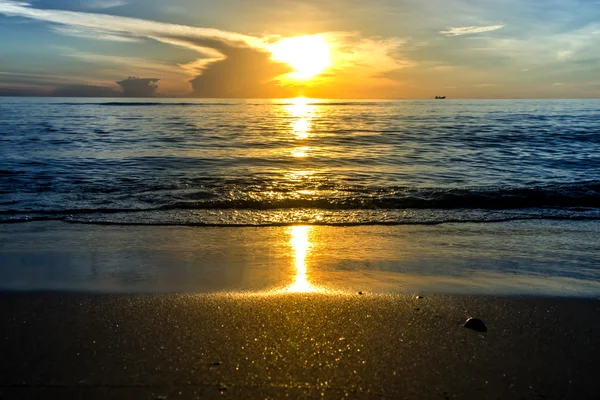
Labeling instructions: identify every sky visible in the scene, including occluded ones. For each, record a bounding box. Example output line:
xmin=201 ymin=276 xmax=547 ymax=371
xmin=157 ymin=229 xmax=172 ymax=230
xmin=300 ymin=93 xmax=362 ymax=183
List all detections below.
xmin=0 ymin=0 xmax=599 ymax=98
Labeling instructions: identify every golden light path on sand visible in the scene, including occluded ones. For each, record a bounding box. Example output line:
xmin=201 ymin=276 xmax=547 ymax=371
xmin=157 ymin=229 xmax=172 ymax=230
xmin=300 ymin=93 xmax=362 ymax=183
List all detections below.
xmin=232 ymin=225 xmax=332 ymax=295
xmin=284 ymin=225 xmax=320 ymax=293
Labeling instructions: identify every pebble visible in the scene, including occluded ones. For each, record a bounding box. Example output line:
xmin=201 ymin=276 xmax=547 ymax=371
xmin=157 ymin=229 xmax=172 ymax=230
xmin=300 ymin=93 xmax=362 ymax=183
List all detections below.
xmin=464 ymin=317 xmax=487 ymax=332
xmin=358 ymin=291 xmax=364 ymax=295
xmin=416 ymin=295 xmax=423 ymax=299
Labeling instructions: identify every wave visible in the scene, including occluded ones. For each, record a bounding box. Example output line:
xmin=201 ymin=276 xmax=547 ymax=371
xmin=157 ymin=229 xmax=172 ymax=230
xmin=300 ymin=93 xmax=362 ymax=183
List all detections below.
xmin=1 ymin=182 xmax=599 ymax=216
xmin=2 ymin=209 xmax=600 ymax=226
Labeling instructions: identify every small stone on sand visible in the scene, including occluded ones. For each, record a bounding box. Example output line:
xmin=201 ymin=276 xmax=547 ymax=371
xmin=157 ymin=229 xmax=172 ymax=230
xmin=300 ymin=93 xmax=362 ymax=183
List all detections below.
xmin=358 ymin=291 xmax=364 ymax=295
xmin=416 ymin=295 xmax=423 ymax=299
xmin=464 ymin=317 xmax=487 ymax=332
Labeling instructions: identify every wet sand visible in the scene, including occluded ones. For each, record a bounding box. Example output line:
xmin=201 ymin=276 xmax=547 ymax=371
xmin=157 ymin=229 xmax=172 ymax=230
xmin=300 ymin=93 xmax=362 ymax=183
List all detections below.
xmin=1 ymin=292 xmax=599 ymax=399
xmin=1 ymin=221 xmax=600 ymax=295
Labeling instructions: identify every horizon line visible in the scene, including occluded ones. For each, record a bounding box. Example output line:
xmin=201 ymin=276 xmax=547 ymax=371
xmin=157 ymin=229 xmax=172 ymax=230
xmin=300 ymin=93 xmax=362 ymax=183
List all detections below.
xmin=1 ymin=95 xmax=600 ymax=100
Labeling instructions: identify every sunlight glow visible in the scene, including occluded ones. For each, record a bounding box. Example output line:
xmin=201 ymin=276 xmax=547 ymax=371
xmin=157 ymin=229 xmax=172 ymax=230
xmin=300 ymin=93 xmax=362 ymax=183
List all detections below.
xmin=291 ymin=146 xmax=310 ymax=158
xmin=285 ymin=97 xmax=316 ymax=139
xmin=285 ymin=225 xmax=318 ymax=292
xmin=288 ymin=170 xmax=314 ymax=180
xmin=293 ymin=119 xmax=310 ymax=137
xmin=269 ymin=35 xmax=332 ymax=81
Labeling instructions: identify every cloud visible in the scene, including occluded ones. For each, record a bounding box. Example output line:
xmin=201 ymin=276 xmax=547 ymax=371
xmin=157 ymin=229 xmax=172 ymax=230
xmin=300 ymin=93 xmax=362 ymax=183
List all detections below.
xmin=187 ymin=33 xmax=411 ymax=98
xmin=0 ymin=1 xmax=265 ymax=49
xmin=0 ymin=71 xmax=158 ymax=97
xmin=0 ymin=70 xmax=115 ymax=93
xmin=52 ymin=26 xmax=141 ymax=42
xmin=440 ymin=25 xmax=505 ymax=36
xmin=288 ymin=32 xmax=411 ymax=96
xmin=65 ymin=51 xmax=181 ymax=76
xmin=0 ymin=0 xmax=283 ymax=95
xmin=190 ymin=46 xmax=294 ymax=98
xmin=62 ymin=50 xmax=193 ymax=94
xmin=0 ymin=83 xmax=51 ymax=96
xmin=52 ymin=83 xmax=120 ymax=96
xmin=0 ymin=0 xmax=413 ymax=98
xmin=86 ymin=0 xmax=127 ymax=9
xmin=327 ymin=33 xmax=410 ymax=76
xmin=557 ymin=50 xmax=571 ymax=60
xmin=117 ymin=77 xmax=159 ymax=97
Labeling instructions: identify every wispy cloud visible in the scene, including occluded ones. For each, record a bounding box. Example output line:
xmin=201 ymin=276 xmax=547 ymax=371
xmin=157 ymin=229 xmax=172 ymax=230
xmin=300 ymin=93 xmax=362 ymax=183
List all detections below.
xmin=52 ymin=26 xmax=140 ymax=42
xmin=86 ymin=0 xmax=127 ymax=9
xmin=557 ymin=50 xmax=571 ymax=60
xmin=66 ymin=51 xmax=181 ymax=76
xmin=440 ymin=25 xmax=505 ymax=36
xmin=323 ymin=33 xmax=411 ymax=80
xmin=0 ymin=70 xmax=99 ymax=84
xmin=0 ymin=1 xmax=266 ymax=49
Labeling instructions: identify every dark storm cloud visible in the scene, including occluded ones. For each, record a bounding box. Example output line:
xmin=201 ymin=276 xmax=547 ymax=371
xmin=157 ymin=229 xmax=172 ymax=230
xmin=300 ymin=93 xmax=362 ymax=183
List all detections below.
xmin=116 ymin=77 xmax=160 ymax=97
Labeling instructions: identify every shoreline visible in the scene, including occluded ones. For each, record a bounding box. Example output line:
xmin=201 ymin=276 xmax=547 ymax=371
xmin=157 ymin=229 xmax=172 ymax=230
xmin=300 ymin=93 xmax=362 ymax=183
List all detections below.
xmin=1 ymin=220 xmax=599 ymax=296
xmin=1 ymin=292 xmax=599 ymax=399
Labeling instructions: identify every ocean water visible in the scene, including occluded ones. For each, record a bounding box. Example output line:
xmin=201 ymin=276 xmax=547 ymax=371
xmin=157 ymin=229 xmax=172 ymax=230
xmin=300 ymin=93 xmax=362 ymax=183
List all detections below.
xmin=1 ymin=97 xmax=600 ymax=226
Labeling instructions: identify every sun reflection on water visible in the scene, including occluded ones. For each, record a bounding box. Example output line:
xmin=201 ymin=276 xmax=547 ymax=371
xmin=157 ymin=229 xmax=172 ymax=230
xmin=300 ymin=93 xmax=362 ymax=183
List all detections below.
xmin=291 ymin=146 xmax=310 ymax=158
xmin=285 ymin=225 xmax=321 ymax=293
xmin=285 ymin=97 xmax=316 ymax=139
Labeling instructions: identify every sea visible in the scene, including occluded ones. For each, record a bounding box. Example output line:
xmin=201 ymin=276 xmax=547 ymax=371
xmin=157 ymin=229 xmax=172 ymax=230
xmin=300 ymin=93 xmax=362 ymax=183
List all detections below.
xmin=1 ymin=97 xmax=600 ymax=294
xmin=1 ymin=97 xmax=600 ymax=225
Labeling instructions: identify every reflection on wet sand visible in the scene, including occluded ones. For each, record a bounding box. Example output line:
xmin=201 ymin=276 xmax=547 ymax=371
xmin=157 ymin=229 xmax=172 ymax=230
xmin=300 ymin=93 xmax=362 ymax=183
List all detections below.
xmin=283 ymin=225 xmax=321 ymax=293
xmin=2 ymin=221 xmax=599 ymax=296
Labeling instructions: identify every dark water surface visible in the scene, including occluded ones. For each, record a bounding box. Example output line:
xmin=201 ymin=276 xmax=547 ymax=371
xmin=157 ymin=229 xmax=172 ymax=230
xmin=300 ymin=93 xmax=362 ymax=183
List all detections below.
xmin=1 ymin=97 xmax=599 ymax=225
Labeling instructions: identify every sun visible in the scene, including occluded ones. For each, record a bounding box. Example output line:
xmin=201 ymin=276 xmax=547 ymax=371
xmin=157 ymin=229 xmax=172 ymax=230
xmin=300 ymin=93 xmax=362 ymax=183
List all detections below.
xmin=269 ymin=35 xmax=332 ymax=81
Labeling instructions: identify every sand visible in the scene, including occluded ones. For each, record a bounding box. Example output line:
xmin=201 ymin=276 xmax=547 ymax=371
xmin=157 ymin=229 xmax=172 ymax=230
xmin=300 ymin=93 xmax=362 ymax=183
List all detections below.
xmin=1 ymin=221 xmax=600 ymax=295
xmin=1 ymin=292 xmax=599 ymax=399
xmin=1 ymin=221 xmax=599 ymax=398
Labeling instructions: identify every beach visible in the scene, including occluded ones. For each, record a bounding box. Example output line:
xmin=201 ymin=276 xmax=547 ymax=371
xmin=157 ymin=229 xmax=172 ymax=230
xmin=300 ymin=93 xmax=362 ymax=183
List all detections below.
xmin=1 ymin=98 xmax=600 ymax=398
xmin=1 ymin=221 xmax=600 ymax=295
xmin=2 ymin=292 xmax=599 ymax=399
xmin=1 ymin=221 xmax=600 ymax=398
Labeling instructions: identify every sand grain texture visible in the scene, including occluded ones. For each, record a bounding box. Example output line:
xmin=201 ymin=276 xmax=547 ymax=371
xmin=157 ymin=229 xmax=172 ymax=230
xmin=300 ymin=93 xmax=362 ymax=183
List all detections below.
xmin=1 ymin=293 xmax=599 ymax=399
